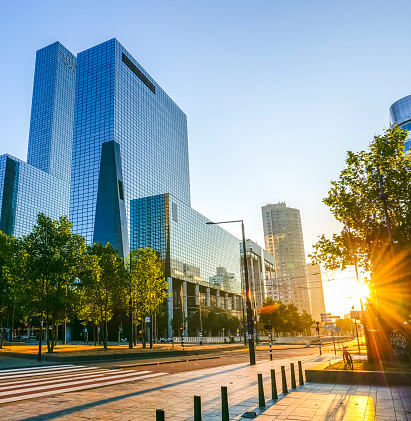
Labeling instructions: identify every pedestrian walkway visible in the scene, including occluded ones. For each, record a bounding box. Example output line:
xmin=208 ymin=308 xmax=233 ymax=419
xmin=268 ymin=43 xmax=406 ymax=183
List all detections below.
xmin=0 ymin=364 xmax=168 ymax=404
xmin=249 ymin=383 xmax=410 ymax=421
xmin=0 ymin=355 xmax=409 ymax=420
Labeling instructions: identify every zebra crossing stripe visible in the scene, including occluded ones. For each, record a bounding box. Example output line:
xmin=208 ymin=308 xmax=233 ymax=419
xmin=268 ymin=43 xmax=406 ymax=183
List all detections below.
xmin=0 ymin=370 xmax=153 ymax=397
xmin=0 ymin=366 xmax=100 ymax=380
xmin=0 ymin=372 xmax=167 ymax=404
xmin=0 ymin=365 xmax=74 ymax=375
xmin=0 ymin=369 xmax=125 ymax=391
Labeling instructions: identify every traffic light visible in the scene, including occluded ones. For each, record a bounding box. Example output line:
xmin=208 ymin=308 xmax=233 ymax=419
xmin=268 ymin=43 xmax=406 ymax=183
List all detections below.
xmin=264 ymin=324 xmax=272 ymax=330
xmin=316 ymin=321 xmax=320 ymax=333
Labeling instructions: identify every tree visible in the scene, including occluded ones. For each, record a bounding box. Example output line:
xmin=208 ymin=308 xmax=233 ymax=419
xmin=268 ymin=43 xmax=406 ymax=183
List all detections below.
xmin=0 ymin=232 xmax=23 ymax=347
xmin=78 ymin=243 xmax=126 ymax=349
xmin=23 ymin=214 xmax=85 ymax=352
xmin=310 ymin=127 xmax=411 ymax=327
xmin=127 ymin=248 xmax=168 ymax=347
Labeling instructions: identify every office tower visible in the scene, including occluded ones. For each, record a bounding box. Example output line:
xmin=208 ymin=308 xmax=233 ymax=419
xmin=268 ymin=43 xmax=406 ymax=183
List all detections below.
xmin=261 ymin=202 xmax=311 ymax=313
xmin=27 ymin=42 xmax=76 ymax=183
xmin=389 ymin=95 xmax=411 ymax=152
xmin=240 ymin=239 xmax=276 ymax=309
xmin=70 ymin=39 xmax=191 ymax=257
xmin=70 ymin=39 xmax=242 ymax=337
xmin=306 ymin=263 xmax=326 ymax=321
xmin=0 ymin=42 xmax=75 ymax=237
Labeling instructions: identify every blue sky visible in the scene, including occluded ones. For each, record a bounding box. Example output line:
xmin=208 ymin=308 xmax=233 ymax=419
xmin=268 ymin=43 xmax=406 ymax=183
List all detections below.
xmin=1 ymin=1 xmax=409 ymax=314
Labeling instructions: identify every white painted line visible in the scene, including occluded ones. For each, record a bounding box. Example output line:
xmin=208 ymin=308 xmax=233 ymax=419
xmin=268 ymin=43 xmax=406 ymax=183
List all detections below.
xmin=0 ymin=364 xmax=74 ymax=375
xmin=0 ymin=369 xmax=125 ymax=390
xmin=0 ymin=372 xmax=167 ymax=403
xmin=0 ymin=366 xmax=100 ymax=380
xmin=0 ymin=370 xmax=154 ymax=397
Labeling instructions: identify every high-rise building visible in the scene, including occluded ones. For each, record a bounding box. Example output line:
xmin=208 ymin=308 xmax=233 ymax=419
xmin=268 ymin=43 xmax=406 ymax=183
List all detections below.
xmin=240 ymin=239 xmax=276 ymax=309
xmin=0 ymin=42 xmax=75 ymax=237
xmin=306 ymin=263 xmax=326 ymax=321
xmin=70 ymin=39 xmax=191 ymax=256
xmin=0 ymin=39 xmax=243 ymax=339
xmin=261 ymin=202 xmax=311 ymax=313
xmin=389 ymin=95 xmax=411 ymax=152
xmin=69 ymin=39 xmax=242 ymax=337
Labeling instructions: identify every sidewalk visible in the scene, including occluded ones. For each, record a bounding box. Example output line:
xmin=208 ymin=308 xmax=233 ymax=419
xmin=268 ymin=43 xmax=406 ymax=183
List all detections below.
xmin=1 ymin=352 xmax=409 ymax=420
xmin=249 ymin=383 xmax=410 ymax=421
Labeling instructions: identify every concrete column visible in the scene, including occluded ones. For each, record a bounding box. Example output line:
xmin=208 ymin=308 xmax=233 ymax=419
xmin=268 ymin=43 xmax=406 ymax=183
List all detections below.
xmin=225 ymin=292 xmax=229 ymax=310
xmin=167 ymin=277 xmax=173 ymax=339
xmin=232 ymin=294 xmax=238 ymax=310
xmin=195 ymin=284 xmax=199 ymax=306
xmin=216 ymin=289 xmax=221 ymax=308
xmin=206 ymin=287 xmax=211 ymax=306
xmin=183 ymin=281 xmax=188 ymax=337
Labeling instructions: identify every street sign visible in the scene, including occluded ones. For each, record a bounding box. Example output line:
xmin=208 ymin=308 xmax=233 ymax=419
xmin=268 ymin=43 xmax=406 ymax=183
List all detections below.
xmin=335 ymin=326 xmax=341 ymax=333
xmin=324 ymin=323 xmax=334 ymax=331
xmin=321 ymin=312 xmax=332 ymax=323
xmin=350 ymin=311 xmax=364 ymax=320
xmin=145 ymin=316 xmax=151 ymax=323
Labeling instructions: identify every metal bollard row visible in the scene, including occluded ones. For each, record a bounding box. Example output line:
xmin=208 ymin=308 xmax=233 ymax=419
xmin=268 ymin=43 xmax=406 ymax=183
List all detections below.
xmin=156 ymin=361 xmax=305 ymax=419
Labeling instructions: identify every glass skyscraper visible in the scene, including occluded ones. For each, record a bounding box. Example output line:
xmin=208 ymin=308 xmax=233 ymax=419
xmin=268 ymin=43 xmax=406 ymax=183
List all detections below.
xmin=389 ymin=95 xmax=411 ymax=152
xmin=70 ymin=39 xmax=241 ymax=337
xmin=0 ymin=42 xmax=75 ymax=237
xmin=70 ymin=39 xmax=191 ymax=256
xmin=1 ymin=38 xmax=242 ymax=339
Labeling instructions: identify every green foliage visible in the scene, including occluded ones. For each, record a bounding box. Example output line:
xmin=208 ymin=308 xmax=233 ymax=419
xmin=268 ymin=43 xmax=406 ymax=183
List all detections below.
xmin=77 ymin=242 xmax=127 ymax=349
xmin=310 ymin=127 xmax=411 ymax=273
xmin=22 ymin=214 xmax=85 ymax=351
xmin=258 ymin=297 xmax=314 ymax=334
xmin=127 ymin=248 xmax=168 ymax=322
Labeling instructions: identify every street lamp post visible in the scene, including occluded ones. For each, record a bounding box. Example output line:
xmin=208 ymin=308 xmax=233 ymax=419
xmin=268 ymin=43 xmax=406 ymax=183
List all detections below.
xmin=206 ymin=220 xmax=256 ymax=365
xmin=38 ymin=228 xmax=47 ymax=362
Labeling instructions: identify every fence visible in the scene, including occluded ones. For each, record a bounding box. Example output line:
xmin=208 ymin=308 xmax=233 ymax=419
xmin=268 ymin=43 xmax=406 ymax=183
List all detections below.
xmin=172 ymin=336 xmax=242 ymax=344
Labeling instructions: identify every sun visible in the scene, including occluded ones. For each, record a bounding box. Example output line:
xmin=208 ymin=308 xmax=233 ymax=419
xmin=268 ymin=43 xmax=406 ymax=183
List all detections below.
xmin=353 ymin=282 xmax=370 ymax=301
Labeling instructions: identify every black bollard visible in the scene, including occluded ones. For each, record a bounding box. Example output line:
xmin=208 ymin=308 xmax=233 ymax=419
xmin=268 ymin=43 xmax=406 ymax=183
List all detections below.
xmin=194 ymin=395 xmax=202 ymax=421
xmin=290 ymin=363 xmax=297 ymax=389
xmin=156 ymin=409 xmax=165 ymax=421
xmin=258 ymin=373 xmax=265 ymax=407
xmin=281 ymin=366 xmax=288 ymax=394
xmin=271 ymin=369 xmax=278 ymax=400
xmin=298 ymin=361 xmax=304 ymax=385
xmin=221 ymin=386 xmax=229 ymax=421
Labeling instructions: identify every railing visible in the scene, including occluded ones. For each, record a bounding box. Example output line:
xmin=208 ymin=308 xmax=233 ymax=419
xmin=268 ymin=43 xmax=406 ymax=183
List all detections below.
xmin=172 ymin=336 xmax=242 ymax=343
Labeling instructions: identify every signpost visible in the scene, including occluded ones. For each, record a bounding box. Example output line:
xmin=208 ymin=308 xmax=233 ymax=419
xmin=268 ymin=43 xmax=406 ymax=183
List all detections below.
xmin=264 ymin=324 xmax=273 ymax=361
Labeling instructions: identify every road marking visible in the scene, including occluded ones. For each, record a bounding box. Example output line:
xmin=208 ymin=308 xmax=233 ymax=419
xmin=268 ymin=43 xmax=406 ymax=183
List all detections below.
xmin=0 ymin=371 xmax=167 ymax=404
xmin=0 ymin=366 xmax=100 ymax=380
xmin=0 ymin=364 xmax=74 ymax=375
xmin=0 ymin=369 xmax=125 ymax=390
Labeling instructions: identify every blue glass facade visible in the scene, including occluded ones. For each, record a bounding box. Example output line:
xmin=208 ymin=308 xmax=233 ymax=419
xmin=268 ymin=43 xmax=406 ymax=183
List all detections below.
xmin=131 ymin=193 xmax=241 ymax=337
xmin=389 ymin=95 xmax=411 ymax=152
xmin=70 ymin=39 xmax=191 ymax=248
xmin=0 ymin=154 xmax=69 ymax=237
xmin=27 ymin=42 xmax=76 ymax=183
xmin=0 ymin=42 xmax=74 ymax=237
xmin=131 ymin=193 xmax=241 ymax=293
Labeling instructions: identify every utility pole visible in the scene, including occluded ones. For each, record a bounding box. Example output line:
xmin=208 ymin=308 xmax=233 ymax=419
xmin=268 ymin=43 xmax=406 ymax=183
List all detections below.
xmin=198 ymin=290 xmax=203 ymax=345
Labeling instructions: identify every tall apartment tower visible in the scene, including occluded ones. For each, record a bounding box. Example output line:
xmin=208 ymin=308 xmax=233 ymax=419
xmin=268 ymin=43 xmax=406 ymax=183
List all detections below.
xmin=306 ymin=263 xmax=326 ymax=321
xmin=0 ymin=42 xmax=75 ymax=237
xmin=389 ymin=95 xmax=411 ymax=152
xmin=261 ymin=202 xmax=311 ymax=313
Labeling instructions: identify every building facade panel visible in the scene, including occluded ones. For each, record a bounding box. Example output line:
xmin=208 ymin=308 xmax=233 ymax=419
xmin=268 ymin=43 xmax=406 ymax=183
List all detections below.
xmin=389 ymin=95 xmax=411 ymax=152
xmin=70 ymin=39 xmax=191 ymax=247
xmin=27 ymin=42 xmax=76 ymax=183
xmin=0 ymin=154 xmax=69 ymax=237
xmin=262 ymin=202 xmax=311 ymax=313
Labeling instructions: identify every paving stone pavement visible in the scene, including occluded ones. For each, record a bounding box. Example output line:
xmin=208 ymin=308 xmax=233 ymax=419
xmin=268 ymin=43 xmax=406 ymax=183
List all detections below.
xmin=0 ymin=353 xmax=409 ymax=421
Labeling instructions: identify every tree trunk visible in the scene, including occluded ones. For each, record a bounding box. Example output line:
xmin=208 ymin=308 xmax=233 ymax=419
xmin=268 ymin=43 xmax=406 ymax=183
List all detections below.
xmin=0 ymin=318 xmax=3 ymax=349
xmin=104 ymin=319 xmax=108 ymax=349
xmin=142 ymin=319 xmax=146 ymax=348
xmin=94 ymin=325 xmax=97 ymax=346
